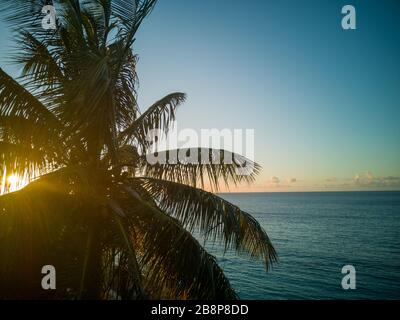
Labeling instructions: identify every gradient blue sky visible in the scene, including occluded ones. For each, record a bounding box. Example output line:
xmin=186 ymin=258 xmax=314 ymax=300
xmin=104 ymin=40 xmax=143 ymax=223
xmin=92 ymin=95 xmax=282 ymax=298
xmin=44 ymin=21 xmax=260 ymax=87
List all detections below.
xmin=1 ymin=0 xmax=399 ymax=191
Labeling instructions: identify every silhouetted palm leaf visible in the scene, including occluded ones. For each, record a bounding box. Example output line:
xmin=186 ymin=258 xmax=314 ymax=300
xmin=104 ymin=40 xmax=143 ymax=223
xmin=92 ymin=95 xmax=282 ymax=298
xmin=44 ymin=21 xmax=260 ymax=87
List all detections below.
xmin=138 ymin=148 xmax=260 ymax=190
xmin=120 ymin=92 xmax=186 ymax=148
xmin=0 ymin=68 xmax=58 ymax=123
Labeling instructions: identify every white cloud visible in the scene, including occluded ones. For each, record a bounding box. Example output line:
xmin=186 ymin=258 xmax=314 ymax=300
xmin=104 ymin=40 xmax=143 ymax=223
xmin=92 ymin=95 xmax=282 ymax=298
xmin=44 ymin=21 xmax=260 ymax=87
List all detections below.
xmin=352 ymin=171 xmax=400 ymax=188
xmin=270 ymin=176 xmax=280 ymax=184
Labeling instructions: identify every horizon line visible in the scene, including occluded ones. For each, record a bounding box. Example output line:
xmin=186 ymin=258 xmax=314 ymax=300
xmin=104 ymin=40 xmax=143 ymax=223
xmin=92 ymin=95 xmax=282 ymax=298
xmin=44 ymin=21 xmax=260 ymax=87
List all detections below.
xmin=217 ymin=189 xmax=400 ymax=194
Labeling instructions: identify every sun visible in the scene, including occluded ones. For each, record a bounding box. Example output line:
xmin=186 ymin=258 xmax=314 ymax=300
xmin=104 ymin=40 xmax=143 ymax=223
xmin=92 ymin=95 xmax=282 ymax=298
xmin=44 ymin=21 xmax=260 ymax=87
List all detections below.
xmin=1 ymin=173 xmax=30 ymax=195
xmin=5 ymin=174 xmax=28 ymax=193
xmin=0 ymin=174 xmax=26 ymax=195
xmin=7 ymin=174 xmax=19 ymax=186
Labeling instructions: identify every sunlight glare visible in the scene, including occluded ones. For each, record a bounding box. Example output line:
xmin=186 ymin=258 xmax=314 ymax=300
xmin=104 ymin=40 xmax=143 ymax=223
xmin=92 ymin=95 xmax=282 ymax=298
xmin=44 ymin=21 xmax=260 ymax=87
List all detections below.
xmin=7 ymin=174 xmax=19 ymax=186
xmin=3 ymin=174 xmax=28 ymax=194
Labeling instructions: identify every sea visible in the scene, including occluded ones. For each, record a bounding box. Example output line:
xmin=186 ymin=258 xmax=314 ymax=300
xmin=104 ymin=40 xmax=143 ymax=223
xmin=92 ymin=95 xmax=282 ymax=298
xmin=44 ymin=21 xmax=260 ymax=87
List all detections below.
xmin=206 ymin=191 xmax=400 ymax=300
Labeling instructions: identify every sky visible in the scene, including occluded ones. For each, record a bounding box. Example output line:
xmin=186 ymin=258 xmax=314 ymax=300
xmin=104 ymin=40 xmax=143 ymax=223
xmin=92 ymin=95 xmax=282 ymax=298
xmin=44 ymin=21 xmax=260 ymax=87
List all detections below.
xmin=1 ymin=0 xmax=400 ymax=192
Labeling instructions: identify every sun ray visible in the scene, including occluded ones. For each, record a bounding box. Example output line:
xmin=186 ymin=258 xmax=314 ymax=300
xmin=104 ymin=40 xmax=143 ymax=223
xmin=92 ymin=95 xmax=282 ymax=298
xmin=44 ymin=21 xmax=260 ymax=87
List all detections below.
xmin=0 ymin=173 xmax=29 ymax=194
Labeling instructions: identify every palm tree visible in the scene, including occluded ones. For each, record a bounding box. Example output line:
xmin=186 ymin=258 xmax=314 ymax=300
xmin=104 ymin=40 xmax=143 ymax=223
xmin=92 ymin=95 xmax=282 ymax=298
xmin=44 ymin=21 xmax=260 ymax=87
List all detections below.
xmin=0 ymin=0 xmax=276 ymax=299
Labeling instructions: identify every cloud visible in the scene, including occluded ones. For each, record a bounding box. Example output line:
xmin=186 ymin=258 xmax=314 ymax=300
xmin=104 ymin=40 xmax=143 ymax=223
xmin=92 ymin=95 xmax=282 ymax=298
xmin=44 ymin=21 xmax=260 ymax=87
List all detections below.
xmin=353 ymin=174 xmax=360 ymax=184
xmin=378 ymin=176 xmax=400 ymax=186
xmin=270 ymin=176 xmax=280 ymax=185
xmin=352 ymin=171 xmax=400 ymax=188
xmin=383 ymin=176 xmax=400 ymax=181
xmin=266 ymin=176 xmax=297 ymax=188
xmin=320 ymin=171 xmax=400 ymax=190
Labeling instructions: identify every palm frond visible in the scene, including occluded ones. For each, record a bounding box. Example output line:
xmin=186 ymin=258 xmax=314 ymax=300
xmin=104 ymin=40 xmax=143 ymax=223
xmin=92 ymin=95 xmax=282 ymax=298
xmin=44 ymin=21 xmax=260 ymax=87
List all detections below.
xmin=0 ymin=115 xmax=65 ymax=174
xmin=0 ymin=115 xmax=60 ymax=145
xmin=0 ymin=169 xmax=139 ymax=299
xmin=109 ymin=43 xmax=139 ymax=129
xmin=111 ymin=0 xmax=157 ymax=90
xmin=0 ymin=68 xmax=59 ymax=123
xmin=0 ymin=175 xmax=87 ymax=298
xmin=112 ymin=0 xmax=157 ymax=43
xmin=0 ymin=0 xmax=55 ymax=36
xmin=137 ymin=148 xmax=260 ymax=190
xmin=133 ymin=177 xmax=277 ymax=270
xmin=0 ymin=141 xmax=54 ymax=183
xmin=14 ymin=31 xmax=64 ymax=88
xmin=120 ymin=92 xmax=185 ymax=148
xmin=115 ymin=187 xmax=237 ymax=299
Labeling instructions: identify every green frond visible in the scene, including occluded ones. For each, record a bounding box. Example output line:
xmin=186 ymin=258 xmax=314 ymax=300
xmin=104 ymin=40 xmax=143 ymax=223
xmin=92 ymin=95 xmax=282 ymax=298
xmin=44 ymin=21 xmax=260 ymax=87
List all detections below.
xmin=0 ymin=68 xmax=59 ymax=123
xmin=0 ymin=176 xmax=87 ymax=298
xmin=110 ymin=46 xmax=139 ymax=129
xmin=0 ymin=141 xmax=54 ymax=184
xmin=112 ymin=0 xmax=157 ymax=42
xmin=0 ymin=170 xmax=140 ymax=299
xmin=0 ymin=114 xmax=58 ymax=142
xmin=14 ymin=31 xmax=64 ymax=88
xmin=115 ymin=187 xmax=238 ymax=299
xmin=138 ymin=148 xmax=261 ymax=190
xmin=120 ymin=92 xmax=186 ymax=148
xmin=0 ymin=0 xmax=54 ymax=36
xmin=134 ymin=177 xmax=277 ymax=270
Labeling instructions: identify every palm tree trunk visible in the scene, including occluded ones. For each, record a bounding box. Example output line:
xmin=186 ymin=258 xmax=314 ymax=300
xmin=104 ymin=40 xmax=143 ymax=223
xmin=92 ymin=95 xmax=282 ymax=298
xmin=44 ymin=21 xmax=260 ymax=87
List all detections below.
xmin=80 ymin=223 xmax=103 ymax=300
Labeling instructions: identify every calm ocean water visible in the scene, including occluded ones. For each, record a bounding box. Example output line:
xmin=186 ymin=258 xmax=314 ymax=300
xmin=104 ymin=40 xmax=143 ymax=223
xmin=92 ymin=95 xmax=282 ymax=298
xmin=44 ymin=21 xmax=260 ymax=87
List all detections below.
xmin=207 ymin=191 xmax=400 ymax=300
